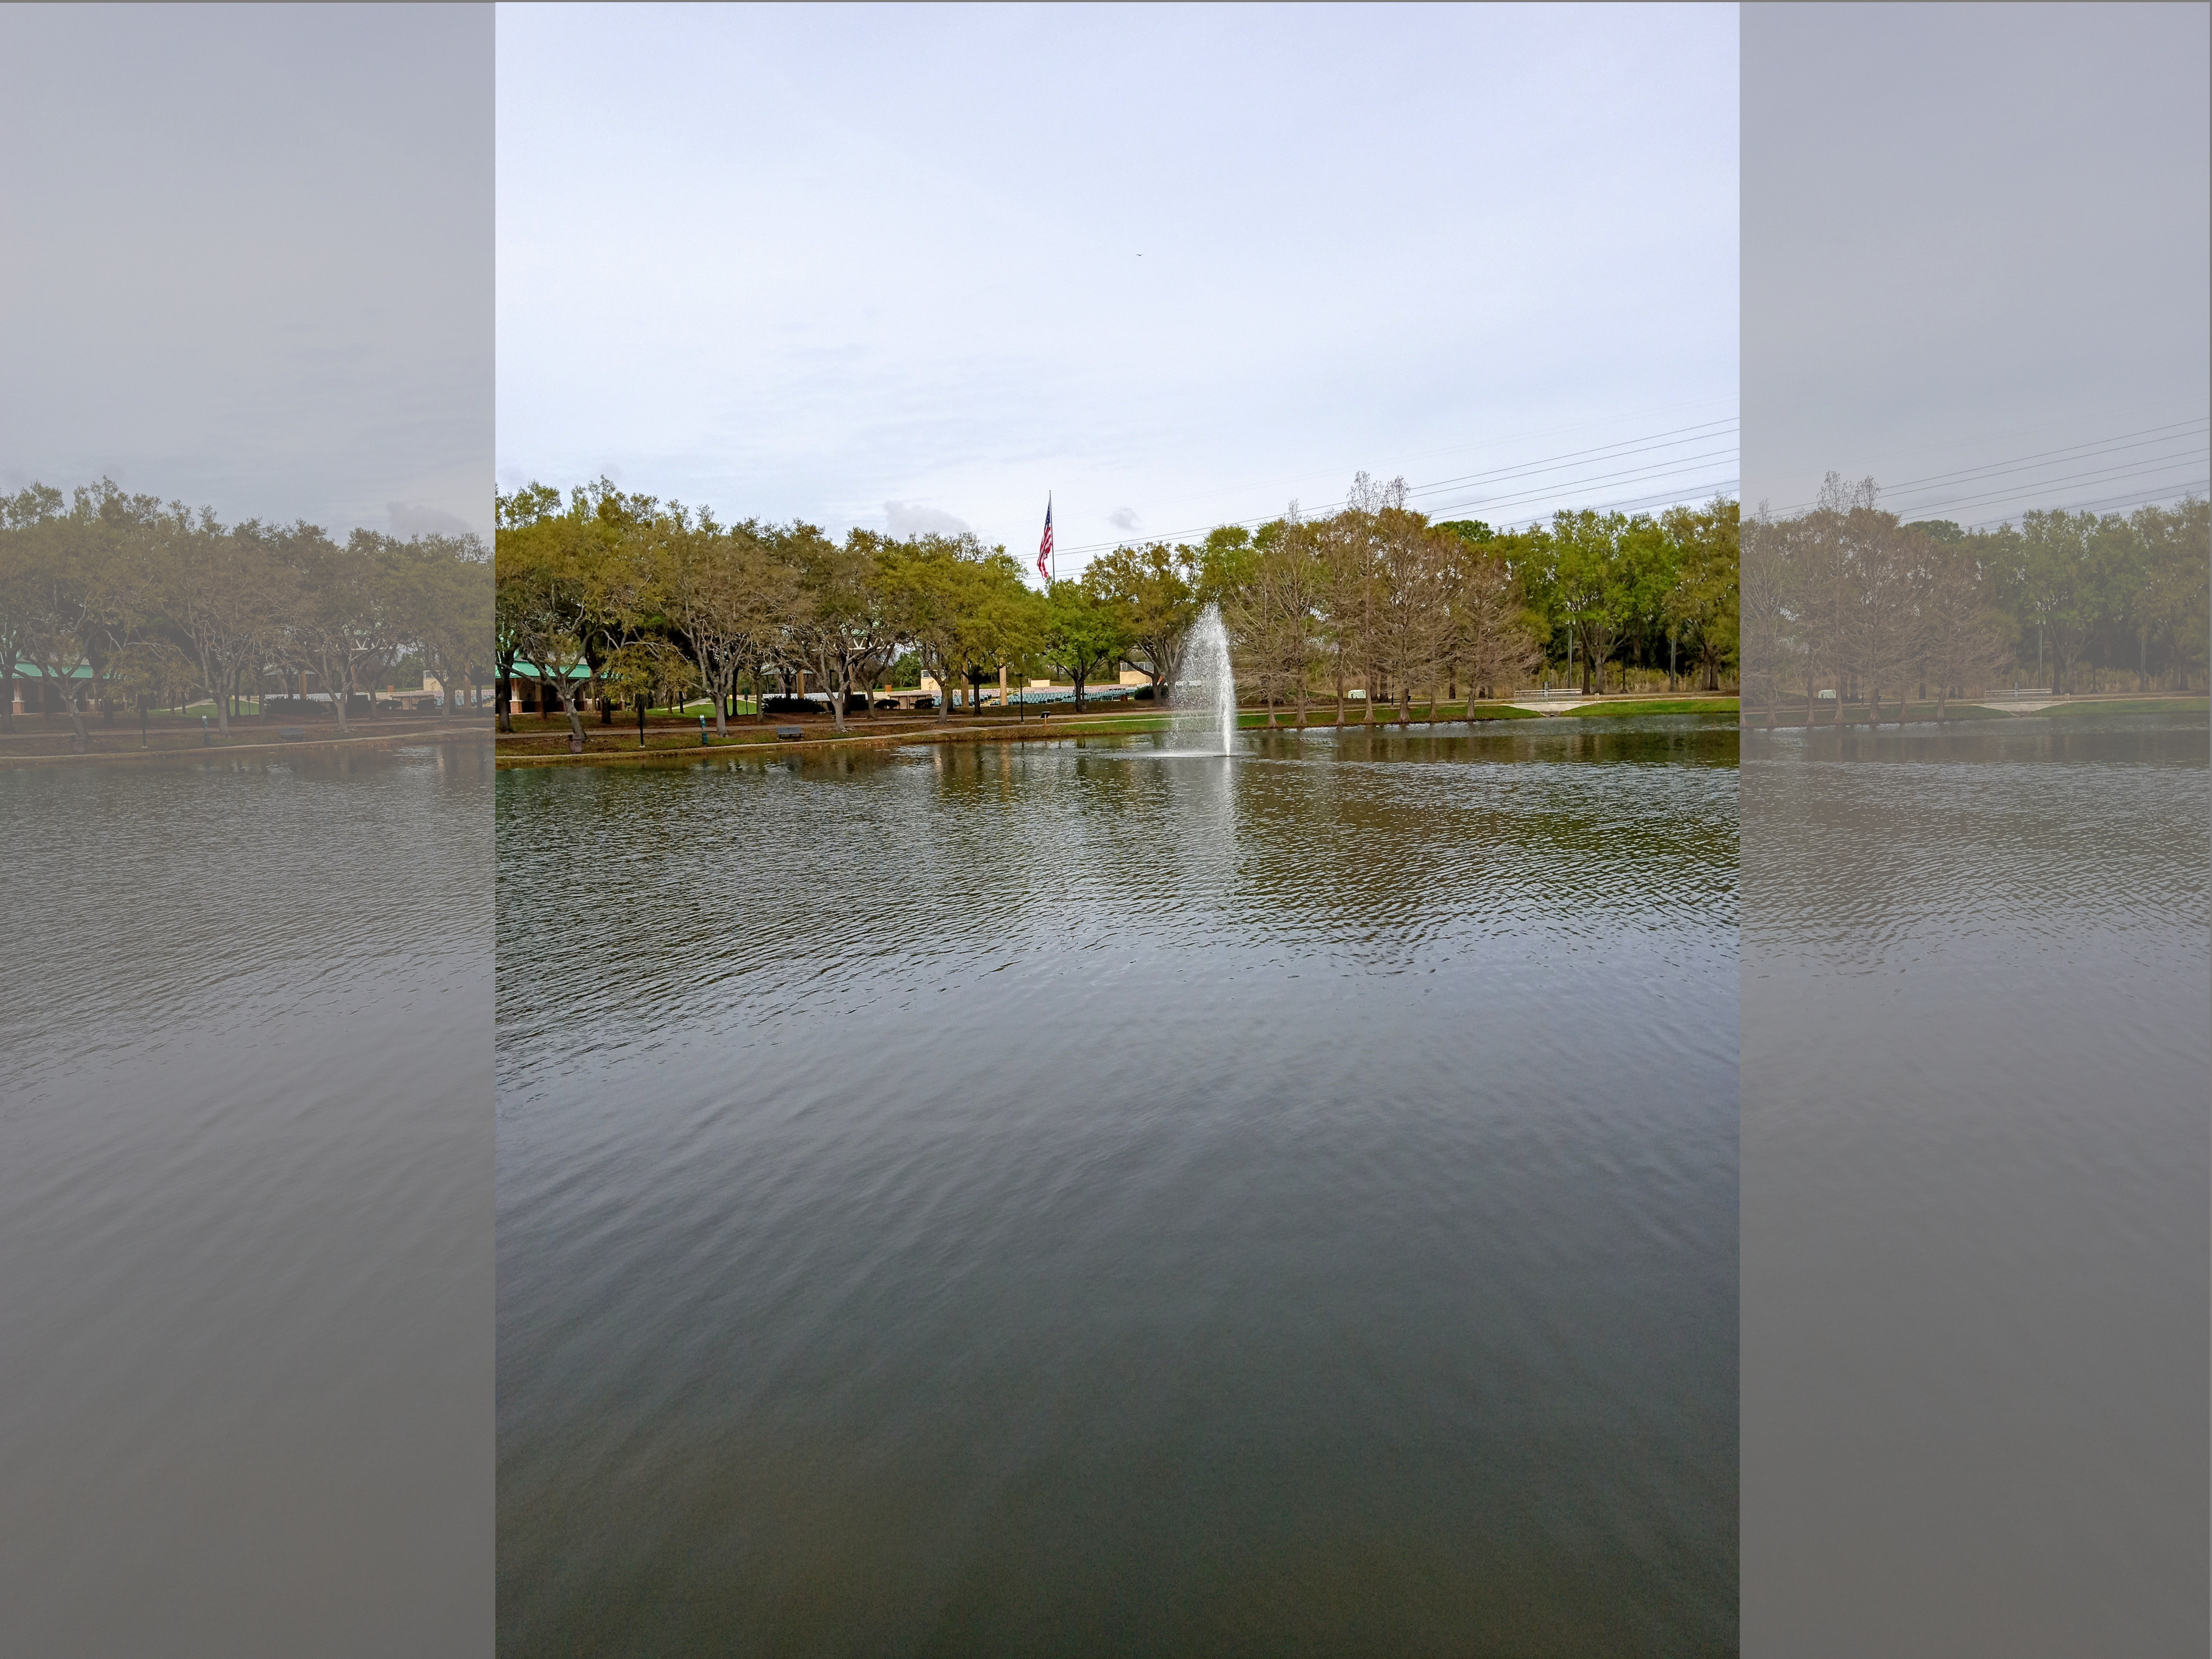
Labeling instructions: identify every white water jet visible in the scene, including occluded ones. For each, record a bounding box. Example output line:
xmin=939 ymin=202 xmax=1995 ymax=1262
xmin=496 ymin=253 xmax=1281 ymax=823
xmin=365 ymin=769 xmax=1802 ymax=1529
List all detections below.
xmin=1169 ymin=601 xmax=1238 ymax=755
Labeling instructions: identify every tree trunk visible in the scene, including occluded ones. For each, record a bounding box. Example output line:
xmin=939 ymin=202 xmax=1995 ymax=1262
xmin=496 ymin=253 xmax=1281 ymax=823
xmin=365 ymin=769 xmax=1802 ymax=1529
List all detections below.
xmin=197 ymin=647 xmax=233 ymax=738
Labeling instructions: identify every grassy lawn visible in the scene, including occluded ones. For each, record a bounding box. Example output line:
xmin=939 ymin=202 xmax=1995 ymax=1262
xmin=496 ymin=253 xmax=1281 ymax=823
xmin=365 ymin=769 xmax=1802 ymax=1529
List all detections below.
xmin=2036 ymin=698 xmax=2209 ymax=718
xmin=2 ymin=708 xmax=482 ymax=763
xmin=1743 ymin=701 xmax=2010 ymax=726
xmin=1563 ymin=698 xmax=1740 ymax=719
xmin=495 ymin=695 xmax=1758 ymax=765
xmin=1742 ymin=696 xmax=2206 ymax=727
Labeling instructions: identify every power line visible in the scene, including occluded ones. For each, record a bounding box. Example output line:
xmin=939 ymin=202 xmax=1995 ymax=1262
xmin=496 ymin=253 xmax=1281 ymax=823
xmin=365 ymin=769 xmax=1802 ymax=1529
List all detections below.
xmin=1881 ymin=447 xmax=2210 ymax=523
xmin=1957 ymin=479 xmax=2209 ymax=531
xmin=1055 ymin=417 xmax=1739 ymax=561
xmin=1877 ymin=418 xmax=2208 ymax=499
xmin=1097 ymin=397 xmax=1739 ymax=523
xmin=1769 ymin=416 xmax=2211 ymax=516
xmin=1413 ymin=449 xmax=1740 ymax=518
xmin=1398 ymin=420 xmax=1737 ymax=500
xmin=1477 ymin=476 xmax=1741 ymax=526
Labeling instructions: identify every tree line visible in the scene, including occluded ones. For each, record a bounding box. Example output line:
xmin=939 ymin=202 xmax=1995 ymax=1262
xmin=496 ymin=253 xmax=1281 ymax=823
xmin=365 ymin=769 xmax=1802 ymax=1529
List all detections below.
xmin=0 ymin=478 xmax=494 ymax=751
xmin=495 ymin=473 xmax=1739 ymax=748
xmin=1741 ymin=475 xmax=2209 ymax=726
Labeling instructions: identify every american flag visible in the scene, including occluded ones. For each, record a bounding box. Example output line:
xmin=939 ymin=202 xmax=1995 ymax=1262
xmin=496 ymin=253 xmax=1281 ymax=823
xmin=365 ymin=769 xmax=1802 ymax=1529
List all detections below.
xmin=1037 ymin=495 xmax=1053 ymax=581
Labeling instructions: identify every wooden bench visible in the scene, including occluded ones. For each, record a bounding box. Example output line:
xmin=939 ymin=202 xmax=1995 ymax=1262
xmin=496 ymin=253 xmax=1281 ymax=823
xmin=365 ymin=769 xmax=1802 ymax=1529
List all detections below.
xmin=776 ymin=726 xmax=804 ymax=741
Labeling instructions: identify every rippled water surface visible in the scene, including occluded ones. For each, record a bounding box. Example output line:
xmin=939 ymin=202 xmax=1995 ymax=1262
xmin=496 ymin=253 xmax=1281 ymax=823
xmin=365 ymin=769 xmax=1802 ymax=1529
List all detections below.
xmin=498 ymin=717 xmax=1739 ymax=1656
xmin=2 ymin=742 xmax=493 ymax=1656
xmin=1741 ymin=714 xmax=2210 ymax=1657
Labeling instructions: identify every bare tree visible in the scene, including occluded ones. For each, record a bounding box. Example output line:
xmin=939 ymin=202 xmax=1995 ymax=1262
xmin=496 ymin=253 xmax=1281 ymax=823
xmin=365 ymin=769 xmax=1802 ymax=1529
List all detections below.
xmin=1842 ymin=518 xmax=1923 ymax=726
xmin=1226 ymin=506 xmax=1323 ymax=725
xmin=1372 ymin=512 xmax=1455 ymax=724
xmin=1452 ymin=544 xmax=1544 ymax=703
xmin=1739 ymin=505 xmax=1793 ymax=729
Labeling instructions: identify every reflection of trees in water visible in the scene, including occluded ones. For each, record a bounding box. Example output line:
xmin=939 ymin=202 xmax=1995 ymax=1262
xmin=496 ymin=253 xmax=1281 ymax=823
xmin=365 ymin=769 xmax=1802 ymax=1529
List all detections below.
xmin=501 ymin=726 xmax=1739 ymax=1022
xmin=1742 ymin=721 xmax=2208 ymax=968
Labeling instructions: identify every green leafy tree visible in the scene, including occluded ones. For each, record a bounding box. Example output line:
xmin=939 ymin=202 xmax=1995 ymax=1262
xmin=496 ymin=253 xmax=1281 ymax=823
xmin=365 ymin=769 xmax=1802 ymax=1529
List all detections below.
xmin=879 ymin=534 xmax=979 ymax=718
xmin=1660 ymin=495 xmax=1740 ymax=692
xmin=2011 ymin=509 xmax=2102 ymax=695
xmin=651 ymin=509 xmax=798 ymax=736
xmin=1545 ymin=507 xmax=1641 ymax=695
xmin=1040 ymin=577 xmax=1128 ymax=712
xmin=1085 ymin=540 xmax=1199 ymax=703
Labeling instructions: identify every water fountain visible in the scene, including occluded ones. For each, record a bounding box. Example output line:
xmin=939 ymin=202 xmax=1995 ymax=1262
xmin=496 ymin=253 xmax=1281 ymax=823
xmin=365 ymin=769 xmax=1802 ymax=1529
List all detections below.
xmin=1168 ymin=601 xmax=1238 ymax=756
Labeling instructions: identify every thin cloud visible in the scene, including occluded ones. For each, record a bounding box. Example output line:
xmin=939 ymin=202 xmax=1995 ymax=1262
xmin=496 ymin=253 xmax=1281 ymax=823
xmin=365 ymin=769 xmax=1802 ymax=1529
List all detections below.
xmin=388 ymin=500 xmax=478 ymax=538
xmin=1108 ymin=506 xmax=1141 ymax=532
xmin=884 ymin=500 xmax=970 ymax=537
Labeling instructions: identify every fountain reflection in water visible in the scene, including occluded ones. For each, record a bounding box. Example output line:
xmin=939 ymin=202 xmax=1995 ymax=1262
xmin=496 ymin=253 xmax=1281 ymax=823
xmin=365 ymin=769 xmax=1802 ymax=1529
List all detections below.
xmin=1169 ymin=601 xmax=1238 ymax=755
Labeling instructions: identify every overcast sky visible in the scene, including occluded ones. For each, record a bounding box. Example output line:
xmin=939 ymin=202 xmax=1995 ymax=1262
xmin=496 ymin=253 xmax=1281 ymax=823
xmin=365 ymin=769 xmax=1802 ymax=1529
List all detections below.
xmin=497 ymin=3 xmax=1738 ymax=574
xmin=0 ymin=4 xmax=492 ymax=540
xmin=1743 ymin=2 xmax=2210 ymax=528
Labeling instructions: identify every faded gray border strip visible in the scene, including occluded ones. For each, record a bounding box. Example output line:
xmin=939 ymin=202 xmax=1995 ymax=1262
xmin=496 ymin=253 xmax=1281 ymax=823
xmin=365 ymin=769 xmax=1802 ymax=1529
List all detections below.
xmin=1742 ymin=5 xmax=2211 ymax=1654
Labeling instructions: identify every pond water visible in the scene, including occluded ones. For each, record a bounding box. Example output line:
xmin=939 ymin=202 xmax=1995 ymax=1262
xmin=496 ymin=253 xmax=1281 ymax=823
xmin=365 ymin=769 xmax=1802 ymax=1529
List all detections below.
xmin=1741 ymin=712 xmax=2210 ymax=1657
xmin=497 ymin=716 xmax=1740 ymax=1656
xmin=2 ymin=741 xmax=494 ymax=1657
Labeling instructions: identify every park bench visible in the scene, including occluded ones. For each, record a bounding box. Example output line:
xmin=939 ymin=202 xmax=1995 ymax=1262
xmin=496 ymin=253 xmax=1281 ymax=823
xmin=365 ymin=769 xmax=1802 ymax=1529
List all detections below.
xmin=278 ymin=726 xmax=307 ymax=741
xmin=776 ymin=726 xmax=803 ymax=741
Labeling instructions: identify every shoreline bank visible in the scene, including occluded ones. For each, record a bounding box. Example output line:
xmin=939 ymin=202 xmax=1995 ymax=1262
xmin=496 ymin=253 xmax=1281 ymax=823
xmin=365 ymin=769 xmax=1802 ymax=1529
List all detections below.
xmin=492 ymin=699 xmax=1745 ymax=769
xmin=1 ymin=723 xmax=493 ymax=770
